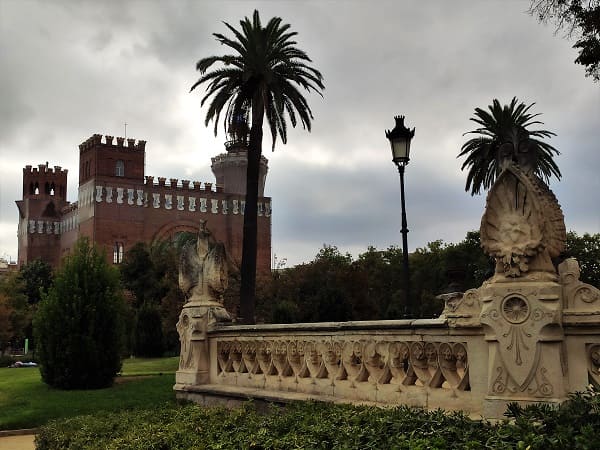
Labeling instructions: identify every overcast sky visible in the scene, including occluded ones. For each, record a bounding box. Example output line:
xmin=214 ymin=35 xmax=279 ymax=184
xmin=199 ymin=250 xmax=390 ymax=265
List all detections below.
xmin=0 ymin=0 xmax=598 ymax=267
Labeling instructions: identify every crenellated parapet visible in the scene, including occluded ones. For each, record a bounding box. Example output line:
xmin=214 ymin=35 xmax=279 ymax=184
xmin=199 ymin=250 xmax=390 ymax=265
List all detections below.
xmin=91 ymin=182 xmax=271 ymax=217
xmin=78 ymin=134 xmax=146 ymax=154
xmin=144 ymin=176 xmax=221 ymax=192
xmin=23 ymin=164 xmax=68 ymax=176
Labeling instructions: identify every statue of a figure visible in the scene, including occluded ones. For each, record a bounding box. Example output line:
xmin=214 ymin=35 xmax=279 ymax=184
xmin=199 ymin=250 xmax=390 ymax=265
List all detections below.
xmin=179 ymin=220 xmax=228 ymax=305
xmin=176 ymin=220 xmax=231 ymax=385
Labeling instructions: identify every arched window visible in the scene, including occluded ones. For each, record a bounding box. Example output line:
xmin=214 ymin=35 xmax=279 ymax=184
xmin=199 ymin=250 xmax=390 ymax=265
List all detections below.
xmin=34 ymin=182 xmax=40 ymax=195
xmin=113 ymin=242 xmax=124 ymax=264
xmin=50 ymin=182 xmax=55 ymax=196
xmin=115 ymin=160 xmax=124 ymax=177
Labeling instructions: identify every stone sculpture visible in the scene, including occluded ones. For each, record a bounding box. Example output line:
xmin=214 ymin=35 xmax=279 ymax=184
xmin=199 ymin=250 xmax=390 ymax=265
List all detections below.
xmin=176 ymin=220 xmax=231 ymax=385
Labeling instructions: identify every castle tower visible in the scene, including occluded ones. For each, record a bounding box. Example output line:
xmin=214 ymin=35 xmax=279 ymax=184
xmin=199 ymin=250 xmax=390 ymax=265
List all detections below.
xmin=210 ymin=115 xmax=268 ymax=196
xmin=75 ymin=134 xmax=147 ymax=265
xmin=16 ymin=163 xmax=69 ymax=267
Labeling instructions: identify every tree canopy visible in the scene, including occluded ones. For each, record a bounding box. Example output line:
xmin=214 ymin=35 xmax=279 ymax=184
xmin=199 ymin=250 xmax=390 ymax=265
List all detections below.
xmin=459 ymin=97 xmax=561 ymax=195
xmin=191 ymin=10 xmax=324 ymax=324
xmin=34 ymin=239 xmax=124 ymax=389
xmin=530 ymin=0 xmax=600 ymax=82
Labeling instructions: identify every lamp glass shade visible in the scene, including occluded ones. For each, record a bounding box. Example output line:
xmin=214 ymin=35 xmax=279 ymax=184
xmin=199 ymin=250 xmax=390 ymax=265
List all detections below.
xmin=390 ymin=137 xmax=410 ymax=163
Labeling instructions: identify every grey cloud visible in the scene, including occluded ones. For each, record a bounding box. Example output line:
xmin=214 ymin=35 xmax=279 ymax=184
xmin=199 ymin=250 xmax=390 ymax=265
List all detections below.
xmin=0 ymin=1 xmax=598 ymax=264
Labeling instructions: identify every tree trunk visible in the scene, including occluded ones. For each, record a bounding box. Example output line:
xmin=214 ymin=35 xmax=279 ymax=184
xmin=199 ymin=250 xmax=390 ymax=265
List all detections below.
xmin=239 ymin=98 xmax=264 ymax=324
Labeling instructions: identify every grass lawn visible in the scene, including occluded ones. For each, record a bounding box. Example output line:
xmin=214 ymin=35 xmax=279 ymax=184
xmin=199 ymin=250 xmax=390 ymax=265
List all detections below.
xmin=0 ymin=356 xmax=179 ymax=430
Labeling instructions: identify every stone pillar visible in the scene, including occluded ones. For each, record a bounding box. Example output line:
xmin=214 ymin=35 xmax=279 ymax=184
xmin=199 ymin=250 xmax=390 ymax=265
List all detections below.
xmin=176 ymin=302 xmax=231 ymax=386
xmin=480 ymin=281 xmax=567 ymax=418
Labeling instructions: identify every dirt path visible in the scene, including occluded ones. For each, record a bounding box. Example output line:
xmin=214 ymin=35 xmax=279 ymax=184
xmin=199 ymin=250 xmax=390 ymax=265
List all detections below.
xmin=0 ymin=434 xmax=35 ymax=450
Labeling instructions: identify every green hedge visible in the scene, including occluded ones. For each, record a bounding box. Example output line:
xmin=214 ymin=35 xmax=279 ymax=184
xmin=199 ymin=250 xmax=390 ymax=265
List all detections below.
xmin=36 ymin=390 xmax=600 ymax=450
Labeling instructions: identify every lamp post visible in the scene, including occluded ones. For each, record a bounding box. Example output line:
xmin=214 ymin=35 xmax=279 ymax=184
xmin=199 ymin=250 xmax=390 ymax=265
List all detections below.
xmin=386 ymin=115 xmax=415 ymax=318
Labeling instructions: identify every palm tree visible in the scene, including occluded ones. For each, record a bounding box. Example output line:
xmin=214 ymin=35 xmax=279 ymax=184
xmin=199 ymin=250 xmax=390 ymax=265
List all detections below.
xmin=458 ymin=97 xmax=561 ymax=195
xmin=191 ymin=10 xmax=324 ymax=324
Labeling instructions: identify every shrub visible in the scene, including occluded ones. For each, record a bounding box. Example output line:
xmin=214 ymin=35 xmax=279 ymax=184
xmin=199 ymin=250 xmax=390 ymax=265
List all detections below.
xmin=134 ymin=303 xmax=164 ymax=357
xmin=35 ymin=389 xmax=600 ymax=449
xmin=33 ymin=238 xmax=125 ymax=389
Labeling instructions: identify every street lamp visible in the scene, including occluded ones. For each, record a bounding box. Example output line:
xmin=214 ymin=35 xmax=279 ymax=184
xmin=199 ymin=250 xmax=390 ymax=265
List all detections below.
xmin=385 ymin=115 xmax=415 ymax=318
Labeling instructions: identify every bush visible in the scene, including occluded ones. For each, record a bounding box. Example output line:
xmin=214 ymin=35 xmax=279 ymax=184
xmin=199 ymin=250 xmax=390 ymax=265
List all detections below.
xmin=35 ymin=388 xmax=600 ymax=449
xmin=134 ymin=303 xmax=164 ymax=357
xmin=33 ymin=239 xmax=125 ymax=389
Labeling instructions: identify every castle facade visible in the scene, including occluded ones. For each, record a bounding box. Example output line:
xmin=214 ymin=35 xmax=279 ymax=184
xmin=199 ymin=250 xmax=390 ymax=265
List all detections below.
xmin=15 ymin=134 xmax=271 ymax=272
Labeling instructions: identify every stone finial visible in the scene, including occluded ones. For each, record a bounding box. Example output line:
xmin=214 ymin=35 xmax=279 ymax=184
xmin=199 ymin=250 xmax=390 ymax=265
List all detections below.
xmin=204 ymin=182 xmax=212 ymax=192
xmin=170 ymin=178 xmax=179 ymax=188
xmin=193 ymin=181 xmax=202 ymax=191
xmin=105 ymin=135 xmax=114 ymax=145
xmin=145 ymin=175 xmax=154 ymax=185
xmin=127 ymin=138 xmax=136 ymax=148
xmin=116 ymin=137 xmax=125 ymax=147
xmin=137 ymin=140 xmax=146 ymax=150
xmin=158 ymin=177 xmax=166 ymax=187
xmin=182 ymin=180 xmax=190 ymax=189
xmin=92 ymin=134 xmax=102 ymax=144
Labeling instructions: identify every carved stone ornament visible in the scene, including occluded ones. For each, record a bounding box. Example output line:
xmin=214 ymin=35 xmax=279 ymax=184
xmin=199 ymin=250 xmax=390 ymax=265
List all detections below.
xmin=480 ymin=165 xmax=565 ymax=279
xmin=559 ymin=258 xmax=600 ymax=311
xmin=216 ymin=339 xmax=470 ymax=392
xmin=438 ymin=288 xmax=482 ymax=327
xmin=179 ymin=219 xmax=231 ymax=310
xmin=587 ymin=343 xmax=600 ymax=387
xmin=480 ymin=286 xmax=561 ymax=390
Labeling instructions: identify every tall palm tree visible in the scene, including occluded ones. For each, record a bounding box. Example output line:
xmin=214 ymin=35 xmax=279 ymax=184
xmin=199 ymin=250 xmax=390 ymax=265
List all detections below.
xmin=191 ymin=10 xmax=324 ymax=324
xmin=458 ymin=97 xmax=561 ymax=195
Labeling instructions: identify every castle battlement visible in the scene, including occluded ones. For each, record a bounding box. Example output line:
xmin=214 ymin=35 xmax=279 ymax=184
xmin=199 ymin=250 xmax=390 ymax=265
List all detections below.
xmin=23 ymin=164 xmax=68 ymax=176
xmin=144 ymin=176 xmax=222 ymax=192
xmin=78 ymin=134 xmax=146 ymax=153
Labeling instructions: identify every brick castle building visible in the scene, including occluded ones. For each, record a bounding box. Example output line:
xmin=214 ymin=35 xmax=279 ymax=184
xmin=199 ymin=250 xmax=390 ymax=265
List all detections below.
xmin=16 ymin=132 xmax=271 ymax=272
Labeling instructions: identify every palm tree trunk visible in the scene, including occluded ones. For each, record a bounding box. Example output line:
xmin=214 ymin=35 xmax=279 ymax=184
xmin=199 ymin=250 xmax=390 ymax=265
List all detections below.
xmin=239 ymin=98 xmax=264 ymax=324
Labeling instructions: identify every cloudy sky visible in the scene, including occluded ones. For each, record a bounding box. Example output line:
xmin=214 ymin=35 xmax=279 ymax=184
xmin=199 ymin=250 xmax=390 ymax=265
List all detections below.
xmin=0 ymin=0 xmax=598 ymax=266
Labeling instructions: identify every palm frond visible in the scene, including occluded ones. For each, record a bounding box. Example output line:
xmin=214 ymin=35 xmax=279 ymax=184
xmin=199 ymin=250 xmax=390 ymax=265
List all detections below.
xmin=458 ymin=97 xmax=560 ymax=195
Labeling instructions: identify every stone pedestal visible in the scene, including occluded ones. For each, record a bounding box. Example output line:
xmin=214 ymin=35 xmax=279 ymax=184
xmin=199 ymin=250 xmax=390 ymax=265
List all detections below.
xmin=480 ymin=280 xmax=567 ymax=418
xmin=176 ymin=301 xmax=231 ymax=386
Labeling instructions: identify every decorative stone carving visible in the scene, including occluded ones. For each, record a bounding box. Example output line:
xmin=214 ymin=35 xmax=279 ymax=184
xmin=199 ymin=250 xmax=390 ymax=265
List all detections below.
xmin=439 ymin=289 xmax=482 ymax=327
xmin=176 ymin=221 xmax=232 ymax=387
xmin=480 ymin=165 xmax=565 ymax=280
xmin=215 ymin=338 xmax=470 ymax=393
xmin=559 ymin=258 xmax=600 ymax=311
xmin=179 ymin=220 xmax=230 ymax=308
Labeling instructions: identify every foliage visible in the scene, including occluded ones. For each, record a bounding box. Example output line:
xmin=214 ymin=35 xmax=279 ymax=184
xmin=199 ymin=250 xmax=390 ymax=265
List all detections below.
xmin=0 ymin=271 xmax=29 ymax=353
xmin=35 ymin=389 xmax=600 ymax=449
xmin=191 ymin=10 xmax=324 ymax=324
xmin=565 ymin=231 xmax=600 ymax=287
xmin=134 ymin=303 xmax=165 ymax=358
xmin=19 ymin=259 xmax=53 ymax=304
xmin=0 ymin=357 xmax=178 ymax=430
xmin=257 ymin=235 xmax=493 ymax=323
xmin=33 ymin=238 xmax=125 ymax=389
xmin=530 ymin=0 xmax=600 ymax=81
xmin=120 ymin=236 xmax=190 ymax=355
xmin=459 ymin=97 xmax=561 ymax=195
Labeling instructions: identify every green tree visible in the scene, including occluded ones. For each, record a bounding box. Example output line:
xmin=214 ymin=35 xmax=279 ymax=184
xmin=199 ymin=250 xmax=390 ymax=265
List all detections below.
xmin=120 ymin=236 xmax=191 ymax=355
xmin=191 ymin=10 xmax=324 ymax=324
xmin=134 ymin=303 xmax=164 ymax=358
xmin=0 ymin=272 xmax=29 ymax=353
xmin=529 ymin=0 xmax=600 ymax=81
xmin=459 ymin=97 xmax=561 ymax=195
xmin=33 ymin=239 xmax=124 ymax=389
xmin=19 ymin=259 xmax=53 ymax=305
xmin=565 ymin=231 xmax=600 ymax=287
